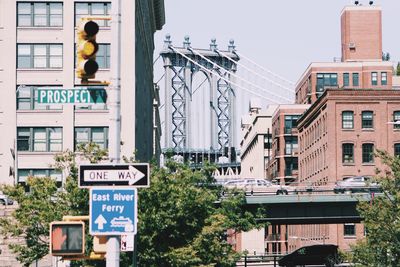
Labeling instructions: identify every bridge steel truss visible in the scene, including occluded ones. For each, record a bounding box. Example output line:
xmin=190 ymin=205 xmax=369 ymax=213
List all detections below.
xmin=160 ymin=35 xmax=238 ymax=156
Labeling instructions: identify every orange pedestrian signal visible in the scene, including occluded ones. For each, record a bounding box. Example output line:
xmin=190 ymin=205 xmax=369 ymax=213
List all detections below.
xmin=50 ymin=221 xmax=85 ymax=256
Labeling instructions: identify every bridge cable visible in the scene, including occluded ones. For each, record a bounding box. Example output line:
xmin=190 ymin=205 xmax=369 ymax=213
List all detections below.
xmin=153 ymin=54 xmax=161 ymax=65
xmin=216 ymin=49 xmax=294 ymax=94
xmin=234 ymin=51 xmax=295 ymax=86
xmin=155 ymin=73 xmax=165 ymax=85
xmin=188 ymin=47 xmax=292 ymax=103
xmin=169 ymin=46 xmax=285 ymax=103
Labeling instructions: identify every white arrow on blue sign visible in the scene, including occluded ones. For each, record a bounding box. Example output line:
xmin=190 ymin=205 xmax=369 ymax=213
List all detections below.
xmin=90 ymin=188 xmax=137 ymax=236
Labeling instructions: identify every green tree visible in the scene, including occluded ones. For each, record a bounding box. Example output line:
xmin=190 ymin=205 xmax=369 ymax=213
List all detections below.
xmin=0 ymin=143 xmax=107 ymax=267
xmin=0 ymin=177 xmax=68 ymax=266
xmin=396 ymin=62 xmax=400 ymax=76
xmin=350 ymin=150 xmax=400 ymax=266
xmin=137 ymin=160 xmax=265 ymax=266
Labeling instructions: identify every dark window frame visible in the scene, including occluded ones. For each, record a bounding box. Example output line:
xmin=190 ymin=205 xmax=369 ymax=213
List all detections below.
xmin=344 ymin=223 xmax=356 ymax=236
xmin=342 ymin=111 xmax=354 ymax=129
xmin=343 ymin=73 xmax=349 ymax=87
xmin=381 ymin=72 xmax=387 ymax=86
xmin=17 ymin=2 xmax=63 ymax=27
xmin=17 ymin=43 xmax=63 ymax=69
xmin=371 ymin=72 xmax=378 ymax=86
xmin=17 ymin=127 xmax=63 ymax=152
xmin=342 ymin=143 xmax=354 ymax=163
xmin=361 ymin=111 xmax=373 ymax=129
xmin=352 ymin=73 xmax=359 ymax=87
xmin=362 ymin=143 xmax=374 ymax=163
xmin=74 ymin=127 xmax=109 ymax=150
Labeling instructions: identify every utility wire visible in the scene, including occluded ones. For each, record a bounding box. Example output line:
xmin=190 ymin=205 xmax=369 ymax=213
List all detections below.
xmin=217 ymin=49 xmax=294 ymax=94
xmin=234 ymin=51 xmax=295 ymax=85
xmin=188 ymin=47 xmax=292 ymax=103
xmin=170 ymin=46 xmax=288 ymax=104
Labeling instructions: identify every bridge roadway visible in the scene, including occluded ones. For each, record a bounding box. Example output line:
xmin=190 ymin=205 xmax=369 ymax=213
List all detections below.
xmin=244 ymin=192 xmax=381 ymax=224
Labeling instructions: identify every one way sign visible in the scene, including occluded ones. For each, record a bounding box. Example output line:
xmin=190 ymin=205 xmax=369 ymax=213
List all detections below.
xmin=79 ymin=164 xmax=150 ymax=188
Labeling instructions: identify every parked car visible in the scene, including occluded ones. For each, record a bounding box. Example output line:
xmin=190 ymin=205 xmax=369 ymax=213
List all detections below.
xmin=0 ymin=192 xmax=13 ymax=205
xmin=334 ymin=176 xmax=380 ymax=193
xmin=223 ymin=179 xmax=292 ymax=195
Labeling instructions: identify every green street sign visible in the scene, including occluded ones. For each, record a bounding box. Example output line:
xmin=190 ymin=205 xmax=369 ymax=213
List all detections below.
xmin=37 ymin=88 xmax=107 ymax=104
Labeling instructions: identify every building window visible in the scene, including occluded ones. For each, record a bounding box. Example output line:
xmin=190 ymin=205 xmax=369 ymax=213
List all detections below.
xmin=393 ymin=111 xmax=400 ymax=129
xmin=75 ymin=2 xmax=111 ymax=27
xmin=352 ymin=73 xmax=359 ymax=87
xmin=342 ymin=143 xmax=354 ymax=163
xmin=18 ymin=169 xmax=62 ymax=192
xmin=316 ymin=73 xmax=338 ymax=95
xmin=371 ymin=72 xmax=378 ymax=86
xmin=17 ymin=44 xmax=62 ymax=69
xmin=17 ymin=85 xmax=62 ymax=110
xmin=17 ymin=2 xmax=63 ymax=27
xmin=361 ymin=111 xmax=373 ymax=129
xmin=343 ymin=73 xmax=349 ymax=87
xmin=362 ymin=143 xmax=374 ymax=163
xmin=96 ymin=44 xmax=110 ymax=69
xmin=342 ymin=111 xmax=354 ymax=129
xmin=381 ymin=72 xmax=387 ymax=85
xmin=285 ymin=137 xmax=298 ymax=155
xmin=264 ymin=134 xmax=272 ymax=149
xmin=394 ymin=143 xmax=400 ymax=157
xmin=74 ymin=127 xmax=108 ymax=150
xmin=17 ymin=127 xmax=62 ymax=152
xmin=344 ymin=224 xmax=356 ymax=236
xmin=284 ymin=115 xmax=300 ymax=134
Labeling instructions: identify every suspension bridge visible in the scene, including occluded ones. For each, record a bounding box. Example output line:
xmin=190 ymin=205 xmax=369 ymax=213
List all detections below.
xmin=154 ymin=35 xmax=295 ymax=176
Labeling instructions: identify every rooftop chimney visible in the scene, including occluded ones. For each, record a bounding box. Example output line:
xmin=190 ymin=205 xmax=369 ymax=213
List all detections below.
xmin=340 ymin=5 xmax=382 ymax=62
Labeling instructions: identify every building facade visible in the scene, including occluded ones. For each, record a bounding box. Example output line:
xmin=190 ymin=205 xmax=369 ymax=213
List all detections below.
xmin=291 ymin=4 xmax=398 ymax=251
xmin=0 ymin=0 xmax=164 ymax=187
xmin=295 ymin=5 xmax=392 ymax=106
xmin=267 ymin=104 xmax=310 ymax=185
xmin=240 ymin=101 xmax=276 ymax=179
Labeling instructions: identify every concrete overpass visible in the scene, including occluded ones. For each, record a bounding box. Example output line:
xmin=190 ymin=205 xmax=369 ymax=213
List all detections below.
xmin=245 ymin=193 xmax=380 ymax=224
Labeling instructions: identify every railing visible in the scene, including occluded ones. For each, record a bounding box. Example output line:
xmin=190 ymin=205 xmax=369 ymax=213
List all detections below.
xmin=284 ymin=127 xmax=298 ymax=135
xmin=236 ymin=254 xmax=285 ymax=267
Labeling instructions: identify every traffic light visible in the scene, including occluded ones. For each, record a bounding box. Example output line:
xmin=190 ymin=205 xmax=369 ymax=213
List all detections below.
xmin=76 ymin=19 xmax=99 ymax=82
xmin=50 ymin=221 xmax=85 ymax=256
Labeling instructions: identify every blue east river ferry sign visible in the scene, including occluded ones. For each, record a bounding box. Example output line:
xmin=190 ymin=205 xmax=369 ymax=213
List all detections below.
xmin=90 ymin=188 xmax=137 ymax=236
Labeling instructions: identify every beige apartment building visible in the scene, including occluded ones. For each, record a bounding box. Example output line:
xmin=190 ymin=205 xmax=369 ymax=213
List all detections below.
xmin=240 ymin=100 xmax=276 ymax=179
xmin=0 ymin=0 xmax=164 ymax=189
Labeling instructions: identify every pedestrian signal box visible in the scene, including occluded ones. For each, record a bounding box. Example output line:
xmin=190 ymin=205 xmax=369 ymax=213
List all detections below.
xmin=50 ymin=221 xmax=85 ymax=256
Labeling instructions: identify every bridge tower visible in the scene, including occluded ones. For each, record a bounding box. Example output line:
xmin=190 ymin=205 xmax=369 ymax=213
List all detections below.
xmin=160 ymin=35 xmax=239 ymax=163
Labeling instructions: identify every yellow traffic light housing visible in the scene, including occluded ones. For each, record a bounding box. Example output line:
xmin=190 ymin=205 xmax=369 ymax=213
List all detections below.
xmin=76 ymin=20 xmax=99 ymax=82
xmin=50 ymin=221 xmax=85 ymax=256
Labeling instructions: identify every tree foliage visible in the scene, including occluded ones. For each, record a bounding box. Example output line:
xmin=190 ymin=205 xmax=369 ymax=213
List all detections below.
xmin=0 ymin=143 xmax=107 ymax=266
xmin=137 ymin=160 xmax=265 ymax=266
xmin=1 ymin=146 xmax=264 ymax=266
xmin=397 ymin=62 xmax=400 ymax=76
xmin=350 ymin=150 xmax=400 ymax=266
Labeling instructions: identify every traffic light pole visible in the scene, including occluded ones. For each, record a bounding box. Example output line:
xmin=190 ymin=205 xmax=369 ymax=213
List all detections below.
xmin=108 ymin=0 xmax=122 ymax=266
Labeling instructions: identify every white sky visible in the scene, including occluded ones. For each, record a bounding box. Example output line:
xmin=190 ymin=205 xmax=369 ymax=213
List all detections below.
xmin=154 ymin=0 xmax=399 ymax=84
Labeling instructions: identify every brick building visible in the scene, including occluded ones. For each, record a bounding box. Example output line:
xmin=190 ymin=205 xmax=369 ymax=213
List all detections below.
xmin=292 ymin=4 xmax=400 ymax=251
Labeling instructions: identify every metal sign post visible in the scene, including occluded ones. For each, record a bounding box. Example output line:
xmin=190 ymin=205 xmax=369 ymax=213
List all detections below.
xmin=108 ymin=0 xmax=122 ymax=265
